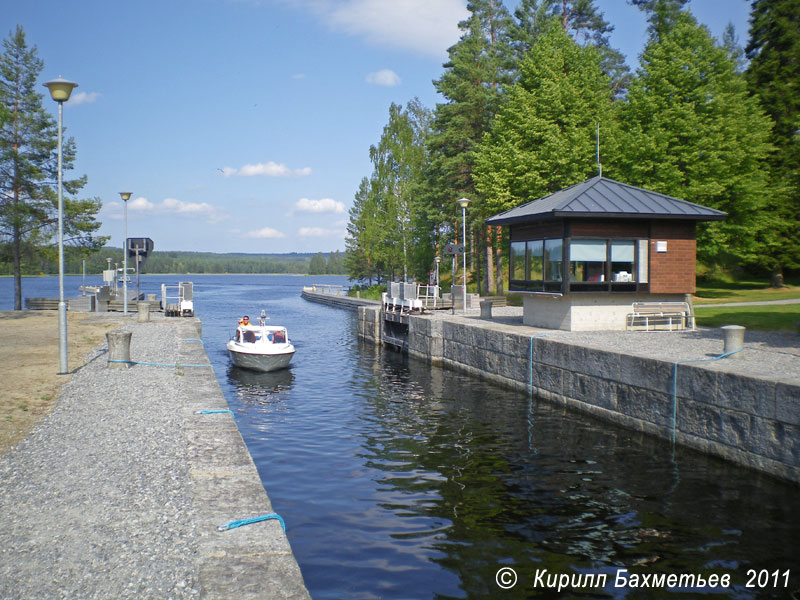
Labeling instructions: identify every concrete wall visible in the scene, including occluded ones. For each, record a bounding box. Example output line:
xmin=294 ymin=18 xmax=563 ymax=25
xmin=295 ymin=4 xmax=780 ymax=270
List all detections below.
xmin=521 ymin=292 xmax=687 ymax=331
xmin=358 ymin=305 xmax=800 ymax=484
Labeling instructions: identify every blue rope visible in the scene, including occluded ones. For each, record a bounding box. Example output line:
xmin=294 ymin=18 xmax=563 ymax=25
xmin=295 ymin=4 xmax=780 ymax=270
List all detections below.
xmin=107 ymin=359 xmax=211 ymax=367
xmin=199 ymin=409 xmax=233 ymax=415
xmin=218 ymin=513 xmax=285 ymax=532
xmin=185 ymin=338 xmax=204 ymax=344
xmin=528 ymin=334 xmax=547 ymax=398
xmin=671 ymin=347 xmax=744 ymax=445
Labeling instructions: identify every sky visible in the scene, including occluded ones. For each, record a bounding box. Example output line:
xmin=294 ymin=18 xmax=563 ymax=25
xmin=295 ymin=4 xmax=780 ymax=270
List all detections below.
xmin=5 ymin=0 xmax=752 ymax=254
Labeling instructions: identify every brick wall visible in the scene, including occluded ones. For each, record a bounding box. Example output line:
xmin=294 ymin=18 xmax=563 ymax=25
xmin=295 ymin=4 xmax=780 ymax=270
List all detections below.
xmin=649 ymin=221 xmax=697 ymax=294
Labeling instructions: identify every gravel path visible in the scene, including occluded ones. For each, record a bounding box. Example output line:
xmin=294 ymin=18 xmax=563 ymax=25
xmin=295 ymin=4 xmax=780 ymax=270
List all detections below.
xmin=0 ymin=317 xmax=201 ymax=599
xmin=442 ymin=306 xmax=800 ymax=385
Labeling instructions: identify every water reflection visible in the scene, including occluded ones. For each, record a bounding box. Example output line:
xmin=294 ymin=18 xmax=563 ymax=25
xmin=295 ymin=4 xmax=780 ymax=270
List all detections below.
xmin=190 ymin=276 xmax=799 ymax=600
xmin=349 ymin=349 xmax=800 ymax=599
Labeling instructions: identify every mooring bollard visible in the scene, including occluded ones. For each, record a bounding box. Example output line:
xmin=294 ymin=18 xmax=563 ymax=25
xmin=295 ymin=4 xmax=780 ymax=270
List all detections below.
xmin=137 ymin=301 xmax=150 ymax=323
xmin=106 ymin=331 xmax=133 ymax=368
xmin=480 ymin=300 xmax=493 ymax=320
xmin=721 ymin=325 xmax=745 ymax=358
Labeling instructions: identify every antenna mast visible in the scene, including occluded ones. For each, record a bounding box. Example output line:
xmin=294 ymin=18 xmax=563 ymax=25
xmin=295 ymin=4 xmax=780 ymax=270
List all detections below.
xmin=596 ymin=123 xmax=602 ymax=177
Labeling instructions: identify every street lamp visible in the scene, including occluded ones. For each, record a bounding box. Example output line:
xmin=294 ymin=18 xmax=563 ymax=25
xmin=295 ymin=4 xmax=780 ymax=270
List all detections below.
xmin=458 ymin=197 xmax=470 ymax=314
xmin=43 ymin=76 xmax=79 ymax=375
xmin=434 ymin=255 xmax=441 ymax=288
xmin=119 ymin=192 xmax=132 ymax=314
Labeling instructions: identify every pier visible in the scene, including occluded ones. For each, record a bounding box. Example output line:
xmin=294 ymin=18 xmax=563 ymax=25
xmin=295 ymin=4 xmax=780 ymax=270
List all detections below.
xmin=0 ymin=313 xmax=310 ymax=599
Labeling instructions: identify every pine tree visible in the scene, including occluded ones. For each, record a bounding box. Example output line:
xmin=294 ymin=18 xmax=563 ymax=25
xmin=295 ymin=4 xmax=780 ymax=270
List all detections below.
xmin=745 ymin=0 xmax=800 ymax=285
xmin=474 ymin=24 xmax=617 ymax=216
xmin=619 ymin=12 xmax=774 ymax=269
xmin=629 ymin=0 xmax=689 ymax=41
xmin=426 ymin=1 xmax=514 ymax=295
xmin=0 ymin=26 xmax=105 ymax=309
xmin=508 ymin=0 xmax=629 ymax=95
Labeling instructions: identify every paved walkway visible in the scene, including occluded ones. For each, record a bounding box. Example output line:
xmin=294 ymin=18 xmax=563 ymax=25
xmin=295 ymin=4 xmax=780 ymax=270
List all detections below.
xmin=0 ymin=314 xmax=310 ymax=600
xmin=695 ymin=298 xmax=800 ymax=308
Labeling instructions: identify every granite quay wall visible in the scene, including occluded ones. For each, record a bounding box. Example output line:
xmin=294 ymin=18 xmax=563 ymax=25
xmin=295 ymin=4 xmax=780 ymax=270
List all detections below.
xmin=357 ymin=305 xmax=800 ymax=484
xmin=301 ymin=288 xmax=379 ymax=311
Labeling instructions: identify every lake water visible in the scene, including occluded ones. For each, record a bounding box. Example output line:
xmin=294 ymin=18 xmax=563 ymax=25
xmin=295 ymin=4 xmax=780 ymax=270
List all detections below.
xmin=2 ymin=274 xmax=799 ymax=599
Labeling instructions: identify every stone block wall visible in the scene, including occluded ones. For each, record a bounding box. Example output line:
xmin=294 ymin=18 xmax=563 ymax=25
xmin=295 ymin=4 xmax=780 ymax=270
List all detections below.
xmin=357 ymin=306 xmax=800 ymax=483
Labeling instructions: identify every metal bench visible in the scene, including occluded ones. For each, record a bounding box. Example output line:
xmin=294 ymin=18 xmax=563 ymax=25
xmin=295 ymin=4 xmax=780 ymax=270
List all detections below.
xmin=626 ymin=301 xmax=694 ymax=331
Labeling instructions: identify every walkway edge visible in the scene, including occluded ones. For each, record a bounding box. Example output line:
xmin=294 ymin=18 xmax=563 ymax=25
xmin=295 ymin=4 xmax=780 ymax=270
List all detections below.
xmin=177 ymin=319 xmax=312 ymax=599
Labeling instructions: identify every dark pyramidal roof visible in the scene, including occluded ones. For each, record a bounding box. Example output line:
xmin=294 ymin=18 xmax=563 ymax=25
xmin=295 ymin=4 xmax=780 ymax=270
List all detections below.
xmin=485 ymin=176 xmax=727 ymax=225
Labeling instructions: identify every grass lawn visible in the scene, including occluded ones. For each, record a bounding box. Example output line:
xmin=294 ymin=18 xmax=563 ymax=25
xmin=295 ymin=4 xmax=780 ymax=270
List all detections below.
xmin=693 ymin=281 xmax=800 ymax=304
xmin=693 ymin=304 xmax=800 ymax=331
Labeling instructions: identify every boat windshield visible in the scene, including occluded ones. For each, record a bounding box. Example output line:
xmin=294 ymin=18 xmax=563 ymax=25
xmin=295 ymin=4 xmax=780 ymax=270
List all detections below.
xmin=235 ymin=326 xmax=287 ymax=344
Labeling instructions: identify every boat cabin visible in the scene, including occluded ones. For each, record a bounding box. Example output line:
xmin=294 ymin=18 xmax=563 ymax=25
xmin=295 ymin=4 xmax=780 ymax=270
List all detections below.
xmin=485 ymin=177 xmax=726 ymax=331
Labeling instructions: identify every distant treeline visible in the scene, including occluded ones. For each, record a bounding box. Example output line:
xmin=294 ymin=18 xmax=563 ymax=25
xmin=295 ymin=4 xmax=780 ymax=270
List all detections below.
xmin=0 ymin=247 xmax=348 ymax=276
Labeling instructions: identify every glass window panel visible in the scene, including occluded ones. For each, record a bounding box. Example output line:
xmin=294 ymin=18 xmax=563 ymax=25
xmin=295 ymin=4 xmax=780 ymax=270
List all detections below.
xmin=611 ymin=240 xmax=636 ymax=282
xmin=544 ymin=239 xmax=562 ymax=282
xmin=637 ymin=239 xmax=648 ymax=283
xmin=570 ymin=240 xmax=607 ymax=261
xmin=611 ymin=241 xmax=635 ymax=262
xmin=528 ymin=240 xmax=544 ymax=281
xmin=510 ymin=241 xmax=526 ymax=280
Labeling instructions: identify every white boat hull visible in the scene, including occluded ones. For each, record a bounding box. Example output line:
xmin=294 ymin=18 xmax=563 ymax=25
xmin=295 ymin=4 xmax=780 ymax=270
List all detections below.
xmin=226 ymin=322 xmax=295 ymax=373
xmin=227 ymin=344 xmax=295 ymax=372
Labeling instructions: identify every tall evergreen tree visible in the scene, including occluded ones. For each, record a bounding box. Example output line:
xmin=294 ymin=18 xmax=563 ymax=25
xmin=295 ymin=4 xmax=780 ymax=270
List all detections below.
xmin=745 ymin=0 xmax=800 ymax=285
xmin=629 ymin=0 xmax=689 ymax=41
xmin=474 ymin=24 xmax=618 ymax=216
xmin=508 ymin=0 xmax=629 ymax=95
xmin=0 ymin=26 xmax=105 ymax=309
xmin=721 ymin=23 xmax=746 ymax=73
xmin=619 ymin=12 xmax=774 ymax=269
xmin=426 ymin=0 xmax=513 ymax=294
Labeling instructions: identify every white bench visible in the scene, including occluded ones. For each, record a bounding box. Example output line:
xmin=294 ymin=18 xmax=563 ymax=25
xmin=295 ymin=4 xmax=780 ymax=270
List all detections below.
xmin=626 ymin=301 xmax=694 ymax=331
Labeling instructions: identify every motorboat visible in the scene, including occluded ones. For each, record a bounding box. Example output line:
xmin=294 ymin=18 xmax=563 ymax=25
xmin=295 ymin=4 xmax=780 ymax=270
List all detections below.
xmin=226 ymin=311 xmax=295 ymax=372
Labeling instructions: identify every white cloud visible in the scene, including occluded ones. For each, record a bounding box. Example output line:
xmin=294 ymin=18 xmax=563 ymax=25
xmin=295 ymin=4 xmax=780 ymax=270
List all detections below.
xmin=221 ymin=161 xmax=312 ymax=177
xmin=129 ymin=197 xmax=155 ymax=211
xmin=67 ymin=91 xmax=100 ymax=105
xmin=291 ymin=73 xmax=307 ymax=80
xmin=245 ymin=227 xmax=286 ymax=239
xmin=294 ymin=197 xmax=346 ymax=214
xmin=284 ymin=0 xmax=468 ymax=59
xmin=108 ymin=196 xmax=225 ymax=223
xmin=298 ymin=226 xmax=341 ymax=238
xmin=365 ymin=69 xmax=401 ymax=87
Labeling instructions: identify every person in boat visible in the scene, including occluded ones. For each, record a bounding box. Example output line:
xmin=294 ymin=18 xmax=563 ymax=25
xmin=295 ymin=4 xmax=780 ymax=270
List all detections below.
xmin=236 ymin=315 xmax=257 ymax=342
xmin=273 ymin=330 xmax=286 ymax=343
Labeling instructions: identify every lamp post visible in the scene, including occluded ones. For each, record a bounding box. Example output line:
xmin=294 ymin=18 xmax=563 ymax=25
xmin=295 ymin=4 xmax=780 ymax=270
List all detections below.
xmin=458 ymin=198 xmax=470 ymax=314
xmin=434 ymin=255 xmax=441 ymax=288
xmin=119 ymin=192 xmax=132 ymax=314
xmin=43 ymin=76 xmax=78 ymax=375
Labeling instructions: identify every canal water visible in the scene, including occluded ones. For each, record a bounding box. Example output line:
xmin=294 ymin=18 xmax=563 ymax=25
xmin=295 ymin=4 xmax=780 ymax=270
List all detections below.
xmin=3 ymin=275 xmax=799 ymax=599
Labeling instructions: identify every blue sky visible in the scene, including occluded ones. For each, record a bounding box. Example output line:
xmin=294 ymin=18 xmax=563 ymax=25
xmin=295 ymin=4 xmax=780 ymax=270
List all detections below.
xmin=6 ymin=0 xmax=751 ymax=254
